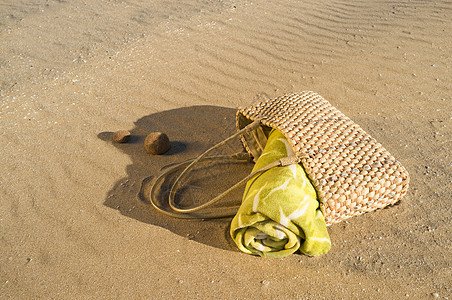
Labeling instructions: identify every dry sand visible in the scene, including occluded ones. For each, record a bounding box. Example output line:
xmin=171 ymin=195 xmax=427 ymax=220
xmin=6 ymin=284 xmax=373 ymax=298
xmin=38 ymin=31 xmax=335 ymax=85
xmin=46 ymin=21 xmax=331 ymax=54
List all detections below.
xmin=1 ymin=0 xmax=451 ymax=298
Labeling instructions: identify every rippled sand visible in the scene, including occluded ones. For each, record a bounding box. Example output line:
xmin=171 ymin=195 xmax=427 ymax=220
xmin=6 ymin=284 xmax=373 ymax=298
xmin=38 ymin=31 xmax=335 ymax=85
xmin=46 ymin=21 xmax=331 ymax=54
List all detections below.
xmin=1 ymin=0 xmax=450 ymax=298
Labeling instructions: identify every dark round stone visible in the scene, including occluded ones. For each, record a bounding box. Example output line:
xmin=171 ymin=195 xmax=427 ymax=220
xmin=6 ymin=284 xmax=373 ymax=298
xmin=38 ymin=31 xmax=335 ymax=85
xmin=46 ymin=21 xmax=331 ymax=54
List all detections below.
xmin=144 ymin=132 xmax=170 ymax=155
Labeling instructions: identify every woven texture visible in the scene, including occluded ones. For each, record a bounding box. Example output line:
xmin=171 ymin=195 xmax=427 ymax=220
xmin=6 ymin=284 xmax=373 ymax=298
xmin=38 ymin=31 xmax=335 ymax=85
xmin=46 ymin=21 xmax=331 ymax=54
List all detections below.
xmin=236 ymin=91 xmax=410 ymax=225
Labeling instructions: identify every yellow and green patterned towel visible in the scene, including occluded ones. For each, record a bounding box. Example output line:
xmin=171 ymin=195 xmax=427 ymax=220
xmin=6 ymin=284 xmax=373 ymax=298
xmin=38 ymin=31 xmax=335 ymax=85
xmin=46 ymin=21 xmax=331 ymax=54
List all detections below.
xmin=230 ymin=129 xmax=331 ymax=257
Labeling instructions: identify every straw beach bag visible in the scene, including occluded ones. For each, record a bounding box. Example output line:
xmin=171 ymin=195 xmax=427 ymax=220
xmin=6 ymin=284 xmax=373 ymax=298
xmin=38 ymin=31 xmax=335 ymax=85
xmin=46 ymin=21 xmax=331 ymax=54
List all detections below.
xmin=149 ymin=91 xmax=410 ymax=225
xmin=236 ymin=91 xmax=409 ymax=225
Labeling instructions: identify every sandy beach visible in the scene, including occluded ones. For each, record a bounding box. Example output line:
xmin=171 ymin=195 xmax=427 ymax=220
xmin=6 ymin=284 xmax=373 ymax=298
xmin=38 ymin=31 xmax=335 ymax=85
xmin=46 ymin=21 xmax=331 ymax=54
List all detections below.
xmin=1 ymin=0 xmax=451 ymax=298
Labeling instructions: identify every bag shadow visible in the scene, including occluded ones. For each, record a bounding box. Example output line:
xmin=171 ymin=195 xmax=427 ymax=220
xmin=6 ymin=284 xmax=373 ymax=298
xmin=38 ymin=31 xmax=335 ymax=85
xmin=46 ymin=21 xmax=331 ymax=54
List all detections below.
xmin=98 ymin=105 xmax=254 ymax=252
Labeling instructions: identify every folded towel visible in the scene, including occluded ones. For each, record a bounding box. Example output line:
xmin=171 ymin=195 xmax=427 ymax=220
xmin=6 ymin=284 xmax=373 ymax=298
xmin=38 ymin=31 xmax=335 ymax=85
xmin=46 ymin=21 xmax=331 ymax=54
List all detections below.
xmin=230 ymin=129 xmax=331 ymax=257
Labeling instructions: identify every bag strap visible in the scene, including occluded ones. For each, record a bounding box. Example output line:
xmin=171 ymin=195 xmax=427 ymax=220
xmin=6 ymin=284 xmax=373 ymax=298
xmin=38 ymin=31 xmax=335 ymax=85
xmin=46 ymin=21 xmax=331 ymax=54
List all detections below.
xmin=148 ymin=119 xmax=300 ymax=219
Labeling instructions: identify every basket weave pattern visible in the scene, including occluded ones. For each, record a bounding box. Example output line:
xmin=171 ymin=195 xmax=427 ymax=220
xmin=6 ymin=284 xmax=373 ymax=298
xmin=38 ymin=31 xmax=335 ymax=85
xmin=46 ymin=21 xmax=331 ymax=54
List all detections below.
xmin=237 ymin=91 xmax=410 ymax=225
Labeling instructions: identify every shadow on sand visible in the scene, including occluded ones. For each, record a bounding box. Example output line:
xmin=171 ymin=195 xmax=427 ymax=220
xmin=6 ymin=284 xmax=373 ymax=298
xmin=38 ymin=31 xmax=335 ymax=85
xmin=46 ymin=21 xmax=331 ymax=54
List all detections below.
xmin=98 ymin=105 xmax=255 ymax=252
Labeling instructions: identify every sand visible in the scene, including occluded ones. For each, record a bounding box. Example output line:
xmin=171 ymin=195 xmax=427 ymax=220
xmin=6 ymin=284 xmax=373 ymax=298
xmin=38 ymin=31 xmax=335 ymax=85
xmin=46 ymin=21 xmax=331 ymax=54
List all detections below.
xmin=1 ymin=0 xmax=451 ymax=298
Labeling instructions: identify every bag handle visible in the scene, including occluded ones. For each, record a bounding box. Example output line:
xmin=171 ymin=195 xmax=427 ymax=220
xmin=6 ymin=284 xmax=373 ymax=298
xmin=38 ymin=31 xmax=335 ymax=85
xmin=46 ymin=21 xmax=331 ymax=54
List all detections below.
xmin=149 ymin=119 xmax=300 ymax=219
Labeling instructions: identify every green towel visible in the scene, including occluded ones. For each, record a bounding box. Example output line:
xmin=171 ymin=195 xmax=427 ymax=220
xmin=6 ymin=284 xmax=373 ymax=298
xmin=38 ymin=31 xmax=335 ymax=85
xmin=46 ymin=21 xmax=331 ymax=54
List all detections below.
xmin=230 ymin=129 xmax=331 ymax=257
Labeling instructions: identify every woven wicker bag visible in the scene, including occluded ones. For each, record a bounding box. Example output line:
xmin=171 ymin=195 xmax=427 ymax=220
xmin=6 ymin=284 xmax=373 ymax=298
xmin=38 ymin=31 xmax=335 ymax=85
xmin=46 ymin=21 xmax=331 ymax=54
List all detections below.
xmin=236 ymin=91 xmax=410 ymax=225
